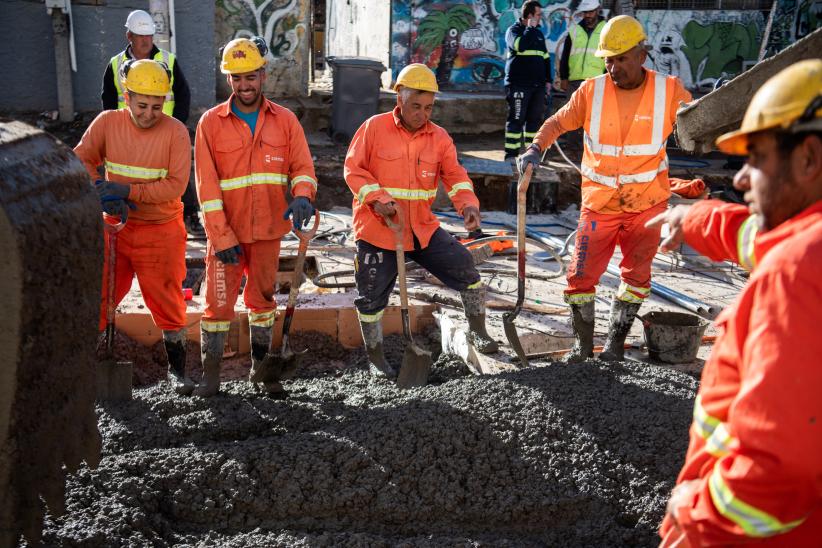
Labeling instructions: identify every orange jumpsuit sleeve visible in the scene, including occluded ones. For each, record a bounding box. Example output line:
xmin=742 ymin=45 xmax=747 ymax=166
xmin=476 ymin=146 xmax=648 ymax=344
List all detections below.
xmin=437 ymin=132 xmax=479 ymax=214
xmin=194 ymin=115 xmax=239 ymax=252
xmin=285 ymin=112 xmax=318 ymax=201
xmin=532 ymin=85 xmax=587 ymax=151
xmin=674 ymin=267 xmax=822 ymax=544
xmin=127 ymin=122 xmax=191 ymax=204
xmin=73 ymin=112 xmax=107 ymax=182
xmin=344 ymin=118 xmax=395 ymax=206
xmin=681 ymin=200 xmax=749 ymax=264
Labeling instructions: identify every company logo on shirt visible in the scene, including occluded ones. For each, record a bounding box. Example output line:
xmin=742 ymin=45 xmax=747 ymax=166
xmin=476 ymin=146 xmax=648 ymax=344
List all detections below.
xmin=421 ymin=170 xmax=435 ymax=178
xmin=635 ymin=115 xmax=652 ymax=122
xmin=265 ymin=154 xmax=284 ymax=163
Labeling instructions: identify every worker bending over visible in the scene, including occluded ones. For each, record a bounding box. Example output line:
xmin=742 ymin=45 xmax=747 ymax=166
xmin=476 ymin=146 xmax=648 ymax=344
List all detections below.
xmin=76 ymin=59 xmax=194 ymax=395
xmin=653 ymin=59 xmax=822 ymax=546
xmin=518 ymin=16 xmax=691 ymax=363
xmin=195 ymin=37 xmax=317 ymax=397
xmin=344 ymin=63 xmax=497 ymax=378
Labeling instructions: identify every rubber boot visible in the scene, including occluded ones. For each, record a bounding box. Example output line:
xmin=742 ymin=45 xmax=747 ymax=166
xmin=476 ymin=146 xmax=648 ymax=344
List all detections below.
xmin=359 ymin=320 xmax=398 ymax=379
xmin=193 ymin=328 xmax=224 ymax=397
xmin=163 ymin=329 xmax=195 ymax=396
xmin=460 ymin=286 xmax=499 ymax=354
xmin=249 ymin=325 xmax=286 ymax=398
xmin=598 ymin=299 xmax=641 ymax=362
xmin=562 ymin=301 xmax=595 ymax=363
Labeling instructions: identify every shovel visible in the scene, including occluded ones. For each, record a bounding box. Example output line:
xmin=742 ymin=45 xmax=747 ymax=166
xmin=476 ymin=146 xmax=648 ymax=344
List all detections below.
xmin=97 ymin=207 xmax=133 ymax=402
xmin=386 ymin=210 xmax=432 ymax=389
xmin=276 ymin=212 xmax=321 ymax=380
xmin=503 ymin=163 xmax=533 ymax=367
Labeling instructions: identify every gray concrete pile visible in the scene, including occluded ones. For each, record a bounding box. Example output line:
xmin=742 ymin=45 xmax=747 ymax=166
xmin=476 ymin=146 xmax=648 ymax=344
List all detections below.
xmin=41 ymin=348 xmax=697 ymax=547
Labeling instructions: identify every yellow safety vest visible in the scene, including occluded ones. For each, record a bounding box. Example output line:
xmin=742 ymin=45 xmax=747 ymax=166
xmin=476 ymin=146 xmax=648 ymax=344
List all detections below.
xmin=568 ymin=21 xmax=605 ymax=81
xmin=111 ymin=49 xmax=176 ymax=116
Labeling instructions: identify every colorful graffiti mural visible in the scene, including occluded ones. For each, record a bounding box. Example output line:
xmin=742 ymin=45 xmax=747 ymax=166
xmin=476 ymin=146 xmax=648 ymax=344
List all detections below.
xmin=763 ymin=0 xmax=822 ymax=58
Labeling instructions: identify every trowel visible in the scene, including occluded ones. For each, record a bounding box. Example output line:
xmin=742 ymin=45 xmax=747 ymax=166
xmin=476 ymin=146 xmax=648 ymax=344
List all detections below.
xmin=503 ymin=163 xmax=532 ymax=367
xmin=274 ymin=212 xmax=321 ymax=380
xmin=97 ymin=208 xmax=133 ymax=402
xmin=386 ymin=210 xmax=432 ymax=389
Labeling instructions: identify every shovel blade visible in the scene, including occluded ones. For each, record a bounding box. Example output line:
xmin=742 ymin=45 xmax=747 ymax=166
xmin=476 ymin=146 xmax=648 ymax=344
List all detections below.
xmin=503 ymin=318 xmax=529 ymax=368
xmin=396 ymin=343 xmax=433 ymax=389
xmin=250 ymin=353 xmax=285 ymax=384
xmin=96 ymin=358 xmax=133 ymax=402
xmin=278 ymin=352 xmax=301 ymax=380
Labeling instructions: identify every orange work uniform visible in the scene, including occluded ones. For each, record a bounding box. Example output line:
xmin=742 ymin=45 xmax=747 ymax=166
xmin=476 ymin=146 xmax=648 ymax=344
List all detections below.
xmin=194 ymin=96 xmax=317 ymax=332
xmin=344 ymin=107 xmax=479 ymax=251
xmin=533 ymin=70 xmax=691 ymax=305
xmin=660 ymin=200 xmax=822 ymax=546
xmin=74 ymin=109 xmax=191 ymax=331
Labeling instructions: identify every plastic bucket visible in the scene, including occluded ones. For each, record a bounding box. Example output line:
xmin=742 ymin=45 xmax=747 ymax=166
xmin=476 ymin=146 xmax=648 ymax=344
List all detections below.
xmin=641 ymin=311 xmax=709 ymax=364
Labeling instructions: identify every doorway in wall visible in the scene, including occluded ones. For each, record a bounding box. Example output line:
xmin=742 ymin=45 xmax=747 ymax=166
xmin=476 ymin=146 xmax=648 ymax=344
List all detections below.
xmin=310 ymin=0 xmax=327 ymax=82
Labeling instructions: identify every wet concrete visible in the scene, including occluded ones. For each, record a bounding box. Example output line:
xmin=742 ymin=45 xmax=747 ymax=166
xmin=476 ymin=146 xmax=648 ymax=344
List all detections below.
xmin=41 ymin=340 xmax=696 ymax=546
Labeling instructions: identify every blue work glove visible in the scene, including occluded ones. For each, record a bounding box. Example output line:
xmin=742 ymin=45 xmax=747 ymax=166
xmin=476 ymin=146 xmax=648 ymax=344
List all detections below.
xmin=516 ymin=143 xmax=542 ymax=175
xmin=95 ymin=179 xmax=131 ymax=201
xmin=283 ymin=196 xmax=314 ymax=230
xmin=100 ymin=195 xmax=137 ymax=217
xmin=215 ymin=245 xmax=242 ymax=265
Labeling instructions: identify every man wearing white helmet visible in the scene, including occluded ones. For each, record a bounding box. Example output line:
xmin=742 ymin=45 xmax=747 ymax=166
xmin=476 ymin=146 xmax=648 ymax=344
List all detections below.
xmin=101 ymin=9 xmax=202 ymax=237
xmin=558 ymin=0 xmax=606 ymax=95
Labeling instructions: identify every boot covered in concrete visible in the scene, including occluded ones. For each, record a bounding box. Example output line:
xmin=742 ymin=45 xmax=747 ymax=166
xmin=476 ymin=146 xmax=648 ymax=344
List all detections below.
xmin=460 ymin=286 xmax=499 ymax=354
xmin=359 ymin=319 xmax=398 ymax=379
xmin=163 ymin=329 xmax=195 ymax=396
xmin=193 ymin=328 xmax=224 ymax=397
xmin=249 ymin=325 xmax=287 ymax=397
xmin=562 ymin=301 xmax=595 ymax=364
xmin=598 ymin=299 xmax=641 ymax=362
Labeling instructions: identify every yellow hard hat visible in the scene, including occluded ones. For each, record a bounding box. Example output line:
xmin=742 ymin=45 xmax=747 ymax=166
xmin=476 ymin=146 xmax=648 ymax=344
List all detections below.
xmin=220 ymin=37 xmax=267 ymax=74
xmin=121 ymin=59 xmax=170 ymax=97
xmin=394 ymin=63 xmax=438 ymax=93
xmin=595 ymin=15 xmax=647 ymax=58
xmin=716 ymin=59 xmax=822 ymax=155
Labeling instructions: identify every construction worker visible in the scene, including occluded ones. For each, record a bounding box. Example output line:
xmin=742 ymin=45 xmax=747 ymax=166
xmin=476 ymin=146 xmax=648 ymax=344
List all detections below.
xmin=101 ymin=9 xmax=204 ymax=238
xmin=75 ymin=59 xmax=194 ymax=395
xmin=558 ymin=0 xmax=606 ymax=95
xmin=194 ymin=37 xmax=318 ymax=398
xmin=518 ymin=15 xmax=692 ymax=363
xmin=503 ymin=0 xmax=551 ymax=165
xmin=345 ymin=63 xmax=498 ymax=378
xmin=651 ymin=59 xmax=822 ymax=546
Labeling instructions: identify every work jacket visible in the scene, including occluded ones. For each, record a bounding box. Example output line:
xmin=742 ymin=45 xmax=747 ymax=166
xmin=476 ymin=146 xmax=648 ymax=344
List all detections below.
xmin=534 ymin=69 xmax=691 ymax=213
xmin=564 ymin=21 xmax=606 ymax=81
xmin=74 ymin=109 xmax=191 ymax=224
xmin=194 ymin=96 xmax=318 ymax=251
xmin=660 ymin=199 xmax=822 ymax=546
xmin=344 ymin=108 xmax=479 ymax=251
xmin=504 ymin=21 xmax=551 ymax=87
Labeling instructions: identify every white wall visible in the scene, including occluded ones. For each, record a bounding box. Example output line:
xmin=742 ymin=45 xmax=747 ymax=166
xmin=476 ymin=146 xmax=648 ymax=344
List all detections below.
xmin=326 ymin=0 xmax=392 ymax=88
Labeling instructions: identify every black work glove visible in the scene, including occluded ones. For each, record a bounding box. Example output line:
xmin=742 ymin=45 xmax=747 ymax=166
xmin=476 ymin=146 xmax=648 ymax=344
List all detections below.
xmin=215 ymin=245 xmax=242 ymax=265
xmin=283 ymin=196 xmax=314 ymax=230
xmin=95 ymin=179 xmax=131 ymax=201
xmin=516 ymin=143 xmax=542 ymax=175
xmin=100 ymin=196 xmax=137 ymax=217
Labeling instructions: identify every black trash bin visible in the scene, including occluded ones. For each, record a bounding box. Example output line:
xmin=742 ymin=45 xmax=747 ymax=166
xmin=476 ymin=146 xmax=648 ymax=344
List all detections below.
xmin=327 ymin=56 xmax=386 ymax=144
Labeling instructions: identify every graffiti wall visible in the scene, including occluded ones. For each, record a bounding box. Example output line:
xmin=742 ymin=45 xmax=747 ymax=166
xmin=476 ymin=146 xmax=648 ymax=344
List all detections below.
xmin=762 ymin=0 xmax=822 ymax=58
xmin=391 ymin=1 xmax=773 ymax=93
xmin=216 ymin=0 xmax=310 ymax=97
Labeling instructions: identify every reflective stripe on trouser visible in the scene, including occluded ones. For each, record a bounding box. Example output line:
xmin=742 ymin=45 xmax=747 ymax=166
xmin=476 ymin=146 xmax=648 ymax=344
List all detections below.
xmin=202 ymin=238 xmax=281 ymax=324
xmin=505 ymin=85 xmax=546 ymax=157
xmin=564 ymin=202 xmax=666 ymax=301
xmin=98 ymin=216 xmax=187 ymax=331
xmin=354 ymin=227 xmax=480 ymax=318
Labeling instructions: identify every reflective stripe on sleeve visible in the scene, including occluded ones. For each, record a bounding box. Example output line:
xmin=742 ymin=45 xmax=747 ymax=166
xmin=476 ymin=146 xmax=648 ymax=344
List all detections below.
xmin=357 ymin=183 xmax=382 ymax=203
xmin=201 ymin=199 xmax=224 ymax=213
xmin=447 ymin=182 xmax=474 ymax=198
xmin=737 ymin=215 xmax=759 ymax=272
xmin=705 ymin=422 xmax=736 ymax=458
xmin=291 ymin=174 xmax=318 ymax=191
xmin=693 ymin=395 xmax=721 ymax=440
xmin=105 ymin=160 xmax=168 ymax=180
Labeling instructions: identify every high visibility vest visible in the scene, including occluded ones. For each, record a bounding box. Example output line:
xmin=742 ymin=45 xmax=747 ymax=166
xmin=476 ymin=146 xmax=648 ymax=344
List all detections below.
xmin=568 ymin=21 xmax=605 ymax=81
xmin=580 ymin=71 xmax=676 ymax=212
xmin=111 ymin=49 xmax=176 ymax=116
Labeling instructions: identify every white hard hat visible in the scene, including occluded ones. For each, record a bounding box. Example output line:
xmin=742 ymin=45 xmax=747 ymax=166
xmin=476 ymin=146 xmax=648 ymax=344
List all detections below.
xmin=576 ymin=0 xmax=601 ymax=12
xmin=125 ymin=10 xmax=156 ymax=35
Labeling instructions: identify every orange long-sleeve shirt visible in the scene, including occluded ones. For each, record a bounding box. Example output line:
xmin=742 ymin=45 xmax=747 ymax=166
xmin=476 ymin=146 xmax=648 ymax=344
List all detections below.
xmin=74 ymin=109 xmax=191 ymax=224
xmin=344 ymin=108 xmax=480 ymax=250
xmin=660 ymin=200 xmax=822 ymax=546
xmin=533 ymin=71 xmax=691 ymax=214
xmin=194 ymin=96 xmax=318 ymax=252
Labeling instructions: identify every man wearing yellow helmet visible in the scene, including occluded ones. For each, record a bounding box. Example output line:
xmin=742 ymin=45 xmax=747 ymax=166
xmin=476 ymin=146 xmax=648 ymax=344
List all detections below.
xmin=75 ymin=59 xmax=194 ymax=396
xmin=518 ymin=15 xmax=692 ymax=364
xmin=194 ymin=37 xmax=318 ymax=398
xmin=648 ymin=59 xmax=822 ymax=546
xmin=343 ymin=63 xmax=497 ymax=379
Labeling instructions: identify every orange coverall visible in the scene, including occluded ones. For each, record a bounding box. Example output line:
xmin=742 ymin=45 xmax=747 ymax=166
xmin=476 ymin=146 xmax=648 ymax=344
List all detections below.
xmin=533 ymin=71 xmax=691 ymax=305
xmin=74 ymin=109 xmax=191 ymax=331
xmin=660 ymin=200 xmax=822 ymax=546
xmin=195 ymin=97 xmax=317 ymax=332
